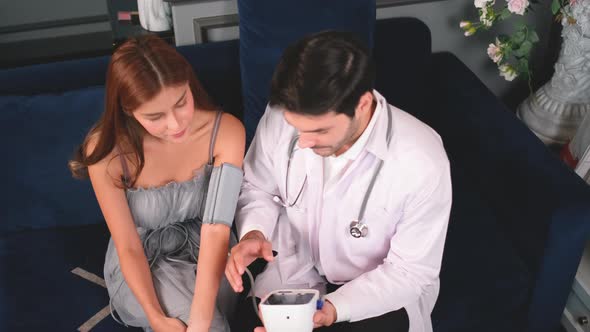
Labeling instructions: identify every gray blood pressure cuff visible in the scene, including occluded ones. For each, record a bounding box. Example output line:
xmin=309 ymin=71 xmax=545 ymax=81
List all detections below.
xmin=203 ymin=163 xmax=243 ymax=227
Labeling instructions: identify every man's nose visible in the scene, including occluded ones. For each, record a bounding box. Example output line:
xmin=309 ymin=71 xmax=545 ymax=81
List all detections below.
xmin=298 ymin=136 xmax=315 ymax=149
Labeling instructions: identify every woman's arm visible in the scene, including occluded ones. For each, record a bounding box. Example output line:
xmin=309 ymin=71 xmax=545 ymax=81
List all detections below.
xmin=87 ymin=148 xmax=177 ymax=331
xmin=188 ymin=113 xmax=245 ymax=331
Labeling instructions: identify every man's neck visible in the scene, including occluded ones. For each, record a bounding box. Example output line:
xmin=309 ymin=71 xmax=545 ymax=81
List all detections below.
xmin=334 ymin=100 xmax=377 ymax=157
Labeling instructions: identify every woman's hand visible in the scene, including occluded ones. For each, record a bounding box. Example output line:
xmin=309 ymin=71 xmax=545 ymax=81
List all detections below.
xmin=186 ymin=318 xmax=211 ymax=332
xmin=152 ymin=316 xmax=187 ymax=332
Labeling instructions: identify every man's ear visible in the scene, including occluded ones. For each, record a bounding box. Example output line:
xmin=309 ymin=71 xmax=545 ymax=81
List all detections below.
xmin=355 ymin=91 xmax=374 ymax=117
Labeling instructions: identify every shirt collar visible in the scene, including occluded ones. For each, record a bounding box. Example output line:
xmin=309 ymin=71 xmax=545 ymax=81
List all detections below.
xmin=365 ymin=90 xmax=392 ymax=161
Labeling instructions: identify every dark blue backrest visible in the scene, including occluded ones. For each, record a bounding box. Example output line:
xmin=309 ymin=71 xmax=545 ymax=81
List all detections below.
xmin=238 ymin=0 xmax=376 ymax=144
xmin=373 ymin=17 xmax=432 ymax=119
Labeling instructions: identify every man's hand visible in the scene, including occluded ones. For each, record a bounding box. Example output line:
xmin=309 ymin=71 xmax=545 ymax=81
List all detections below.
xmin=225 ymin=230 xmax=274 ymax=292
xmin=253 ymin=300 xmax=337 ymax=331
xmin=313 ymin=300 xmax=338 ymax=328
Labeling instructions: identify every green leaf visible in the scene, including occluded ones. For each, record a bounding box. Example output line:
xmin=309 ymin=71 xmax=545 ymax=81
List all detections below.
xmin=551 ymin=0 xmax=561 ymax=15
xmin=513 ymin=31 xmax=526 ymax=44
xmin=497 ymin=34 xmax=510 ymax=43
xmin=500 ymin=8 xmax=512 ymax=20
xmin=518 ymin=58 xmax=530 ymax=74
xmin=514 ymin=41 xmax=533 ymax=57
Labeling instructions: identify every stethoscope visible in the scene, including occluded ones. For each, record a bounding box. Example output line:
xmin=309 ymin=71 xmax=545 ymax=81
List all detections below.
xmin=273 ymin=103 xmax=393 ymax=238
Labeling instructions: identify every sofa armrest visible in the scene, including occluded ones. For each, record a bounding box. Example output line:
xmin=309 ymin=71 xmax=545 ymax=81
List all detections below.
xmin=427 ymin=52 xmax=590 ymax=332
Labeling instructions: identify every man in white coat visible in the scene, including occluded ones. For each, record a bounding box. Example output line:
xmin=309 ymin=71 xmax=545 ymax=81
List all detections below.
xmin=225 ymin=31 xmax=452 ymax=332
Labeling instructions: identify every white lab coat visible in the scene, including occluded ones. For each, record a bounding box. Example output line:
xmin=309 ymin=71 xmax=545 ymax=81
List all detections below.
xmin=236 ymin=90 xmax=452 ymax=332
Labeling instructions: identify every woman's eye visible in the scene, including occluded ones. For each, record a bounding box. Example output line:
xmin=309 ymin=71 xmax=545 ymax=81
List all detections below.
xmin=148 ymin=115 xmax=163 ymax=121
xmin=176 ymin=99 xmax=187 ymax=108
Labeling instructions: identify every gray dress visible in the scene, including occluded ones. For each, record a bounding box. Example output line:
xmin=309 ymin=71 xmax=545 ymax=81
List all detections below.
xmin=104 ymin=111 xmax=237 ymax=331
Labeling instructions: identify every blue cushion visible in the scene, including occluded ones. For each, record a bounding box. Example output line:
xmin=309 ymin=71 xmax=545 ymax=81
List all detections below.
xmin=0 ymin=224 xmax=140 ymax=331
xmin=0 ymin=87 xmax=104 ymax=234
xmin=426 ymin=52 xmax=590 ymax=331
xmin=432 ymin=168 xmax=531 ymax=331
xmin=238 ymin=0 xmax=376 ymax=144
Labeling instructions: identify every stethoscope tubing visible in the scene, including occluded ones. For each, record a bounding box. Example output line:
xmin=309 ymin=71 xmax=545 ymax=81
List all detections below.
xmin=277 ymin=103 xmax=393 ymax=237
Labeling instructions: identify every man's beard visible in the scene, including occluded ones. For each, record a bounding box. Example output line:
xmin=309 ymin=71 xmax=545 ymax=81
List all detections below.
xmin=312 ymin=117 xmax=359 ymax=157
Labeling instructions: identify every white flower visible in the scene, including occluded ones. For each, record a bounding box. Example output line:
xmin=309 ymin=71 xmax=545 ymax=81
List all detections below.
xmin=480 ymin=6 xmax=494 ymax=27
xmin=507 ymin=0 xmax=529 ymax=15
xmin=474 ymin=0 xmax=494 ymax=8
xmin=487 ymin=38 xmax=503 ymax=63
xmin=499 ymin=64 xmax=518 ymax=81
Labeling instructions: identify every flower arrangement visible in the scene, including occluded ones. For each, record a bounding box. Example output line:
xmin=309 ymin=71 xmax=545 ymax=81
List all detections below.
xmin=460 ymin=0 xmax=576 ymax=81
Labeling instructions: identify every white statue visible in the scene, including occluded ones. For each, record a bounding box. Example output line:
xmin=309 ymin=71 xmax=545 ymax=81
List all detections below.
xmin=137 ymin=0 xmax=172 ymax=32
xmin=517 ymin=0 xmax=590 ymax=146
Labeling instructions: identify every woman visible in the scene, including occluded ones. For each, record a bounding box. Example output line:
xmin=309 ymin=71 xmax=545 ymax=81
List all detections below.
xmin=69 ymin=35 xmax=245 ymax=332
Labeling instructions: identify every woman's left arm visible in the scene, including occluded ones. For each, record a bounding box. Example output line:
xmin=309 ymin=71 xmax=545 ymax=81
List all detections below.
xmin=188 ymin=112 xmax=245 ymax=332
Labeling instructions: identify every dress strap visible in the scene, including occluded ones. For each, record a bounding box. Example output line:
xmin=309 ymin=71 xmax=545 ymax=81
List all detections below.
xmin=208 ymin=110 xmax=223 ymax=166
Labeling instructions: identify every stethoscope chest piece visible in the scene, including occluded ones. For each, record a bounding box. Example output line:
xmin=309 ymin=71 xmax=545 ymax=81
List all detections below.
xmin=349 ymin=220 xmax=368 ymax=238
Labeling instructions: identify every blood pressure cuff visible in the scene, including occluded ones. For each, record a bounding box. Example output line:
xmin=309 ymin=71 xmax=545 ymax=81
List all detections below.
xmin=203 ymin=163 xmax=244 ymax=227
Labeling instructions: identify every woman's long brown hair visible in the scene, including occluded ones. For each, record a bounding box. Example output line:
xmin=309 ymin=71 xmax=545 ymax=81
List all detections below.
xmin=69 ymin=34 xmax=217 ymax=187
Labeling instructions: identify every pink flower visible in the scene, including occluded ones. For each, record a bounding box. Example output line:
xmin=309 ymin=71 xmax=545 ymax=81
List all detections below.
xmin=507 ymin=0 xmax=530 ymax=15
xmin=460 ymin=21 xmax=472 ymax=29
xmin=487 ymin=42 xmax=503 ymax=63
xmin=464 ymin=27 xmax=477 ymax=36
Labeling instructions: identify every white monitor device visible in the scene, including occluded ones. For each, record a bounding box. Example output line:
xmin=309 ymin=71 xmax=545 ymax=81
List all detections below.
xmin=259 ymin=289 xmax=320 ymax=332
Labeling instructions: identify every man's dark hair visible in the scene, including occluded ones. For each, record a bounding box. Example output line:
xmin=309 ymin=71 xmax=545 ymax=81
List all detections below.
xmin=269 ymin=30 xmax=375 ymax=118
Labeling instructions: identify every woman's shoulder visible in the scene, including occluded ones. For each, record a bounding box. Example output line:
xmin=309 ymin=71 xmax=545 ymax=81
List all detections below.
xmin=212 ymin=111 xmax=245 ymax=166
xmin=218 ymin=112 xmax=245 ymax=136
xmin=85 ymin=131 xmax=127 ymax=179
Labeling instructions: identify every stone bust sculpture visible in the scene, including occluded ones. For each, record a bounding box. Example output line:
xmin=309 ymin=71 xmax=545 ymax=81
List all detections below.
xmin=550 ymin=0 xmax=590 ymax=103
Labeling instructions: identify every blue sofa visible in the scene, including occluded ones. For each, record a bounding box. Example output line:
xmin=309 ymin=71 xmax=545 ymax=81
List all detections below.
xmin=1 ymin=17 xmax=589 ymax=332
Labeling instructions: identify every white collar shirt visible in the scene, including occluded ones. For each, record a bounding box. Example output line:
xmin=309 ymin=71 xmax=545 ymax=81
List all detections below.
xmin=236 ymin=90 xmax=452 ymax=332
